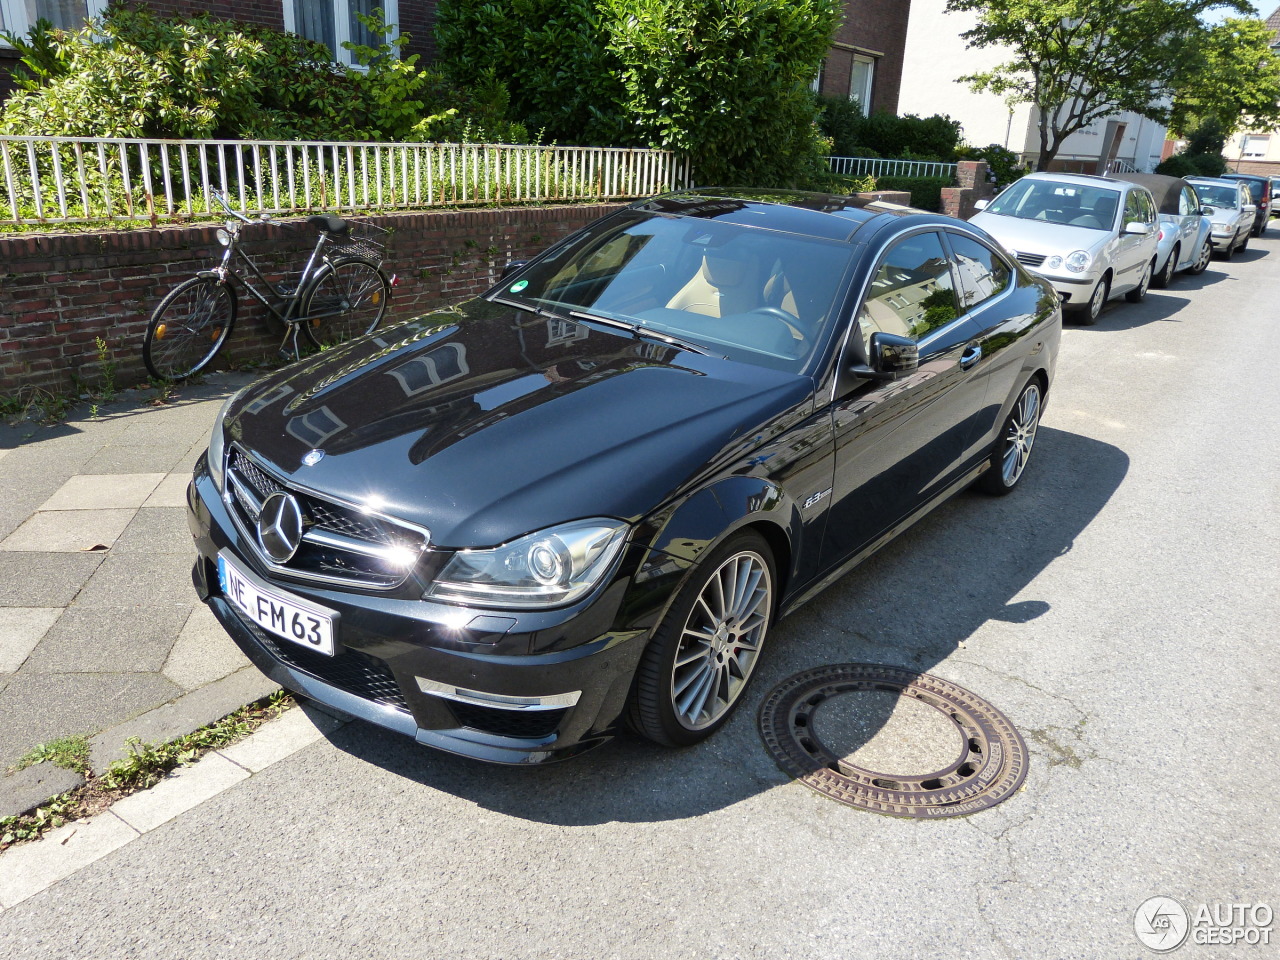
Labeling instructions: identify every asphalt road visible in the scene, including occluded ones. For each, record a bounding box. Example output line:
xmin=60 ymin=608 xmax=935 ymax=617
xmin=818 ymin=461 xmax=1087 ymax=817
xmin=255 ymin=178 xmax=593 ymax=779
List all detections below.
xmin=2 ymin=234 xmax=1277 ymax=960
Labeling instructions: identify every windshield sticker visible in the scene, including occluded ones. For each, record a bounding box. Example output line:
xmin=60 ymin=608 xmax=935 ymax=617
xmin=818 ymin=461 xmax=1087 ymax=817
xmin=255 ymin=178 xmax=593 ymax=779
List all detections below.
xmin=509 ymin=280 xmax=529 ymax=293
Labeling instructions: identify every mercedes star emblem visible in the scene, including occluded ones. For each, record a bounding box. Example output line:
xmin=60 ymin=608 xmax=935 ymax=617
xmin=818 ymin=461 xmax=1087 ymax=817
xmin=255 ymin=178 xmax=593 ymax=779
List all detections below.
xmin=302 ymin=449 xmax=325 ymax=466
xmin=257 ymin=492 xmax=304 ymax=563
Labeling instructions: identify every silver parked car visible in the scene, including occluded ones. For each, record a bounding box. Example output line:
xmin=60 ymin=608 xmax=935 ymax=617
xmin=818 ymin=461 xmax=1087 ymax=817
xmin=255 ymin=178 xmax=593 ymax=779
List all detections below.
xmin=970 ymin=172 xmax=1159 ymax=325
xmin=1110 ymin=173 xmax=1213 ymax=286
xmin=1186 ymin=177 xmax=1254 ymax=259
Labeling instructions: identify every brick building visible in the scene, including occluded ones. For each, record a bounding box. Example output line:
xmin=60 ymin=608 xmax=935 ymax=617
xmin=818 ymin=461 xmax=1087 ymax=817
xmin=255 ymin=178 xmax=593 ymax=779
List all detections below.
xmin=814 ymin=0 xmax=913 ymax=116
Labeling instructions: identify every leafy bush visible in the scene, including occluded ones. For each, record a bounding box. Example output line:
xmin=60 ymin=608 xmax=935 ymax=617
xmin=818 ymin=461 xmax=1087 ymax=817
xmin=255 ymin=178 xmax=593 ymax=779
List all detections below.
xmin=1155 ymin=154 xmax=1196 ymax=178
xmin=873 ymin=175 xmax=954 ymax=212
xmin=816 ymin=99 xmax=965 ymax=161
xmin=956 ymin=143 xmax=1027 ymax=188
xmin=437 ymin=0 xmax=840 ymax=187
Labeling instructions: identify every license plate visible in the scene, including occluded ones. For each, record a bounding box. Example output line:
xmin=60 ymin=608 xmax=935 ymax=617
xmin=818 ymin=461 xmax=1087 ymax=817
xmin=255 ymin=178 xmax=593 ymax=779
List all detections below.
xmin=218 ymin=552 xmax=337 ymax=656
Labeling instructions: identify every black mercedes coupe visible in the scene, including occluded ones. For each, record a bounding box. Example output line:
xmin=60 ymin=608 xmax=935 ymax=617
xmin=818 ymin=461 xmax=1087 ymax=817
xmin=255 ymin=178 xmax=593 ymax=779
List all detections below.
xmin=186 ymin=189 xmax=1062 ymax=763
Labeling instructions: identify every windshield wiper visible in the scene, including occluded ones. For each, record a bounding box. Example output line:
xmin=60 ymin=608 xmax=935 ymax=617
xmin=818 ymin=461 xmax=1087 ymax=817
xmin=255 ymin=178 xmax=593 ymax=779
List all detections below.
xmin=570 ymin=310 xmax=719 ymax=358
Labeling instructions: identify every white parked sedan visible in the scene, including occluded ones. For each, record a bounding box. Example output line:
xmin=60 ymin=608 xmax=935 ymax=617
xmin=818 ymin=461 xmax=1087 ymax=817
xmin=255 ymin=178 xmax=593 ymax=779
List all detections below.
xmin=971 ymin=172 xmax=1160 ymax=325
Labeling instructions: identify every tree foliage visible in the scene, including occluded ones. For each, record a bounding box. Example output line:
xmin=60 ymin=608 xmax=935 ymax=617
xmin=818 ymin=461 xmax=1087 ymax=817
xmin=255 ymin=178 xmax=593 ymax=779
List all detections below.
xmin=436 ymin=0 xmax=840 ymax=186
xmin=945 ymin=0 xmax=1252 ymax=168
xmin=1168 ymin=17 xmax=1280 ymax=139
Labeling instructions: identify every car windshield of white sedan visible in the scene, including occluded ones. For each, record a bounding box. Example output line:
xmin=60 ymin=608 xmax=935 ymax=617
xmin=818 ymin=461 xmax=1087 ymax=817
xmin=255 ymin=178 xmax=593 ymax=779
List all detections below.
xmin=498 ymin=214 xmax=855 ymax=372
xmin=1192 ymin=184 xmax=1240 ymax=208
xmin=985 ymin=180 xmax=1121 ymax=231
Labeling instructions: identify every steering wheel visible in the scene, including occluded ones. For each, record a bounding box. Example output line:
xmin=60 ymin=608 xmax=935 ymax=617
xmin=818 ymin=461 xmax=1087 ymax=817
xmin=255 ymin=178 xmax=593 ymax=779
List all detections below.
xmin=747 ymin=307 xmax=805 ymax=341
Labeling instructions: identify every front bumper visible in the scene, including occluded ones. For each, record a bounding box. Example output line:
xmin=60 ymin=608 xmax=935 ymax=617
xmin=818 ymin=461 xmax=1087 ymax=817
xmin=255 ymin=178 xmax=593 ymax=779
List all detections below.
xmin=186 ymin=458 xmax=667 ymax=764
xmin=1022 ymin=268 xmax=1096 ymax=305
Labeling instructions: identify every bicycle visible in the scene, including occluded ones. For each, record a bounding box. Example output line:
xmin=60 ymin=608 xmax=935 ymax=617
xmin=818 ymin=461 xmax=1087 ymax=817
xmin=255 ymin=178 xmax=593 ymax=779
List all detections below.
xmin=142 ymin=191 xmax=394 ymax=380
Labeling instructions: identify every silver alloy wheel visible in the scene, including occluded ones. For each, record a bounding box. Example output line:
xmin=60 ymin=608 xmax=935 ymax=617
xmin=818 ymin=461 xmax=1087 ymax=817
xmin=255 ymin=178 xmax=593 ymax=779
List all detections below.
xmin=670 ymin=550 xmax=772 ymax=731
xmin=1158 ymin=246 xmax=1177 ymax=286
xmin=1137 ymin=262 xmax=1151 ymax=296
xmin=1088 ymin=279 xmax=1107 ymax=319
xmin=1194 ymin=239 xmax=1212 ymax=272
xmin=1001 ymin=383 xmax=1041 ymax=486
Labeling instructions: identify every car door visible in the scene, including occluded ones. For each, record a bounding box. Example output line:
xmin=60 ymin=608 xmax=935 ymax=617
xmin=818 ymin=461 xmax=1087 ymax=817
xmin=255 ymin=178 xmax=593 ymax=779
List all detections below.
xmin=1113 ymin=188 xmax=1153 ymax=293
xmin=821 ymin=229 xmax=988 ymax=566
xmin=1237 ymin=184 xmax=1254 ymax=240
xmin=1177 ymin=185 xmax=1201 ymax=268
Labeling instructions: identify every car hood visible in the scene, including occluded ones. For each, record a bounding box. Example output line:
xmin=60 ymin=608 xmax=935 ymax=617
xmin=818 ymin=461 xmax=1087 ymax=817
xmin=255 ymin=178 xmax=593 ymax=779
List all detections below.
xmin=969 ymin=211 xmax=1111 ymax=257
xmin=1203 ymin=207 xmax=1243 ymax=228
xmin=224 ymin=299 xmax=812 ymax=547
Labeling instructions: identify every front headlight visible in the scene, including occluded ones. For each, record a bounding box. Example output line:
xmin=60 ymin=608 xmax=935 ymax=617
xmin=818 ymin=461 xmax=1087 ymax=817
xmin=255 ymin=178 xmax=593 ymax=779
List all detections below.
xmin=1065 ymin=250 xmax=1091 ymax=273
xmin=207 ymin=387 xmax=248 ymax=492
xmin=216 ymin=227 xmax=232 ymax=247
xmin=425 ymin=519 xmax=630 ymax=609
xmin=1045 ymin=255 xmax=1063 ymax=269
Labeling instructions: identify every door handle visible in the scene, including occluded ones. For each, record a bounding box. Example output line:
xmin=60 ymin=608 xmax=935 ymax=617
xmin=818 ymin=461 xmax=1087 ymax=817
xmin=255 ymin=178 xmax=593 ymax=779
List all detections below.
xmin=960 ymin=343 xmax=983 ymax=369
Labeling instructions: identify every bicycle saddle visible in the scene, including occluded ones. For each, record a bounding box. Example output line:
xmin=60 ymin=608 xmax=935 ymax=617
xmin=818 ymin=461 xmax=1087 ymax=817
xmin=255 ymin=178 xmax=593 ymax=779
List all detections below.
xmin=307 ymin=214 xmax=351 ymax=237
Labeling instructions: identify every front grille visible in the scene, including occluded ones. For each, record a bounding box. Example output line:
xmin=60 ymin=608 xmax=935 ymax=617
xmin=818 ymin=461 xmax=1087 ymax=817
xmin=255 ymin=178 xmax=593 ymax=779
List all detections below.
xmin=247 ymin=617 xmax=410 ymax=713
xmin=448 ymin=702 xmax=567 ymax=740
xmin=1015 ymin=251 xmax=1047 ymax=267
xmin=225 ymin=446 xmax=428 ymax=589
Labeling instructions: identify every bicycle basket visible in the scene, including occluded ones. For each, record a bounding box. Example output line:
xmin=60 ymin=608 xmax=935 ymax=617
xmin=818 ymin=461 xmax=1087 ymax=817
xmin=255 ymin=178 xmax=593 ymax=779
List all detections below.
xmin=328 ymin=218 xmax=389 ymax=266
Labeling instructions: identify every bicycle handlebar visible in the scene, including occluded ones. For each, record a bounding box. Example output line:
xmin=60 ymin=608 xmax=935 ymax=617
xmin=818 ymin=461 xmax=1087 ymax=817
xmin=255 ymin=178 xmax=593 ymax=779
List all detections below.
xmin=211 ymin=191 xmax=271 ymax=225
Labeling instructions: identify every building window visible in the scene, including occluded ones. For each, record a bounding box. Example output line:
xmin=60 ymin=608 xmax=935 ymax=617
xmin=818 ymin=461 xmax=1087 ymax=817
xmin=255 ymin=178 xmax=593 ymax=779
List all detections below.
xmin=810 ymin=63 xmax=825 ymax=95
xmin=1242 ymin=135 xmax=1270 ymax=159
xmin=283 ymin=0 xmax=398 ymax=65
xmin=0 ymin=0 xmax=107 ymax=44
xmin=850 ymin=54 xmax=875 ymax=115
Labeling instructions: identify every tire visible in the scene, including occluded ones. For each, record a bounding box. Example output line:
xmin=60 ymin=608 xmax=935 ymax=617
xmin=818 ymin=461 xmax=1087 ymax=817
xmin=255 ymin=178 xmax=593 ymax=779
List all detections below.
xmin=1188 ymin=238 xmax=1212 ymax=275
xmin=1125 ymin=258 xmax=1154 ymax=303
xmin=1239 ymin=232 xmax=1250 ymax=252
xmin=1075 ymin=275 xmax=1109 ymax=325
xmin=143 ymin=276 xmax=236 ymax=381
xmin=299 ymin=257 xmax=391 ymax=349
xmin=978 ymin=378 xmax=1043 ymax=496
xmin=1152 ymin=245 xmax=1178 ymax=288
xmin=627 ymin=530 xmax=776 ymax=747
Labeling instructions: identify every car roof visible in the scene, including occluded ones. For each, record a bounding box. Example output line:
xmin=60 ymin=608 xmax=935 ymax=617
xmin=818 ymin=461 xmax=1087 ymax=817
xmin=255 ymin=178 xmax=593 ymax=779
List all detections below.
xmin=633 ymin=188 xmax=941 ymax=243
xmin=1107 ymin=172 xmax=1192 ymax=215
xmin=1221 ymin=172 xmax=1267 ymax=182
xmin=1186 ymin=176 xmax=1244 ymax=186
xmin=1018 ymin=171 xmax=1129 ymax=191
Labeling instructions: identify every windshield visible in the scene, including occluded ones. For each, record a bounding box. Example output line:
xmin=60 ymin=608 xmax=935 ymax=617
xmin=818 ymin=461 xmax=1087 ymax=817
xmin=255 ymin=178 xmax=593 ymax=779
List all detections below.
xmin=493 ymin=212 xmax=856 ymax=372
xmin=1192 ymin=183 xmax=1240 ymax=208
xmin=985 ymin=179 xmax=1121 ymax=231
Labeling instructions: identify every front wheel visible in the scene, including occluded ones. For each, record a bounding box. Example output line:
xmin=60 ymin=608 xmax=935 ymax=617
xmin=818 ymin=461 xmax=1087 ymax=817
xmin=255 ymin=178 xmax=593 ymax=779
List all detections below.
xmin=143 ymin=276 xmax=236 ymax=381
xmin=1075 ymin=275 xmax=1109 ymax=325
xmin=1152 ymin=245 xmax=1178 ymax=288
xmin=978 ymin=379 xmax=1043 ymax=496
xmin=1188 ymin=238 xmax=1212 ymax=275
xmin=627 ymin=531 xmax=775 ymax=747
xmin=299 ymin=257 xmax=391 ymax=349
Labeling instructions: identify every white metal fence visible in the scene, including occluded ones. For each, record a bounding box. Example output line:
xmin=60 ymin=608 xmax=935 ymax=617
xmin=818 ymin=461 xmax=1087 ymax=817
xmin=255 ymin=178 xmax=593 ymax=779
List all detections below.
xmin=0 ymin=136 xmax=693 ymax=227
xmin=827 ymin=156 xmax=958 ymax=180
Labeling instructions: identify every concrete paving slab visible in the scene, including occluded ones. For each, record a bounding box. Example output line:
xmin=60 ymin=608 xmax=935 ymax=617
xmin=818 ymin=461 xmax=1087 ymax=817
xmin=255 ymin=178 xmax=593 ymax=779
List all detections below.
xmin=0 ymin=553 xmax=103 ymax=607
xmin=161 ymin=605 xmax=252 ymax=691
xmin=0 ymin=673 xmax=182 ymax=773
xmin=142 ymin=474 xmax=192 ymax=508
xmin=0 ymin=812 xmax=138 ymax=909
xmin=109 ymin=507 xmax=193 ymax=556
xmin=0 ymin=448 xmax=8 ymax=462
xmin=39 ymin=475 xmax=166 ymax=512
xmin=81 ymin=444 xmax=191 ymax=475
xmin=0 ymin=509 xmax=136 ymax=553
xmin=110 ymin=752 xmax=248 ymax=834
xmin=20 ymin=602 xmax=196 ymax=674
xmin=70 ymin=551 xmax=197 ymax=610
xmin=88 ymin=666 xmax=280 ymax=772
xmin=217 ymin=705 xmax=344 ymax=774
xmin=0 ymin=479 xmax=69 ymax=542
xmin=0 ymin=765 xmax=85 ymax=819
xmin=0 ymin=608 xmax=61 ymax=673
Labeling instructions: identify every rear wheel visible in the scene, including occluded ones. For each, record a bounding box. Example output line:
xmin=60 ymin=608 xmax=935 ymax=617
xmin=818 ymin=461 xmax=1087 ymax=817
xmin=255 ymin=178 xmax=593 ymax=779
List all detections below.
xmin=143 ymin=277 xmax=236 ymax=381
xmin=299 ymin=257 xmax=391 ymax=349
xmin=627 ymin=531 xmax=775 ymax=747
xmin=978 ymin=379 xmax=1043 ymax=496
xmin=1153 ymin=245 xmax=1178 ymax=288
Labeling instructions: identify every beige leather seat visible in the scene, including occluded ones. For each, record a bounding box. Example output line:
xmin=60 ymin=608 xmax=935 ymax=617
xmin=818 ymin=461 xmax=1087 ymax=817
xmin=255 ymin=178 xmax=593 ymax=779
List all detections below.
xmin=667 ymin=252 xmax=762 ymax=317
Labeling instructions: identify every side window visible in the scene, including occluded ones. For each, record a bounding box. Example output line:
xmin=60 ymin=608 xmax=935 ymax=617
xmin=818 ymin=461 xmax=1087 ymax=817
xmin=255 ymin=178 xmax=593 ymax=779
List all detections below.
xmin=858 ymin=231 xmax=960 ymax=343
xmin=1179 ymin=187 xmax=1198 ymax=217
xmin=1123 ymin=190 xmax=1143 ymax=225
xmin=948 ymin=233 xmax=1011 ymax=312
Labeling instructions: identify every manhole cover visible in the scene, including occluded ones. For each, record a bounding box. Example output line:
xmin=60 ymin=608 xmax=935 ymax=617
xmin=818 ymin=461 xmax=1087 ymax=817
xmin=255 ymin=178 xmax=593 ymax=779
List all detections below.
xmin=758 ymin=664 xmax=1028 ymax=818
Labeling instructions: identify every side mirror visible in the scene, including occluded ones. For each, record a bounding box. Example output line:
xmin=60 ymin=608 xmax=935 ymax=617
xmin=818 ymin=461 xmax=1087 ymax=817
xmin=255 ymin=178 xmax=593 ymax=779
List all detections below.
xmin=1244 ymin=203 xmax=1257 ymax=214
xmin=500 ymin=260 xmax=528 ymax=281
xmin=973 ymin=198 xmax=990 ymax=211
xmin=1123 ymin=221 xmax=1152 ymax=236
xmin=1200 ymin=205 xmax=1215 ymax=215
xmin=850 ymin=332 xmax=919 ymax=382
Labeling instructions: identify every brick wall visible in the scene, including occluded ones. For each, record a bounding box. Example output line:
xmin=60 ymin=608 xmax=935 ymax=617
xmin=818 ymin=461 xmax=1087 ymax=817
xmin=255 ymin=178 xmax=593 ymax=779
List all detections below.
xmin=0 ymin=204 xmax=624 ymax=395
xmin=819 ymin=0 xmax=912 ymax=115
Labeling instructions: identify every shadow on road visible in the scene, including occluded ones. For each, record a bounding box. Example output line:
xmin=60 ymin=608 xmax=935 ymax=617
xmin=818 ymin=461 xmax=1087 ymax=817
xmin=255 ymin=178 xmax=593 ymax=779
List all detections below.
xmin=326 ymin=425 xmax=1129 ymax=824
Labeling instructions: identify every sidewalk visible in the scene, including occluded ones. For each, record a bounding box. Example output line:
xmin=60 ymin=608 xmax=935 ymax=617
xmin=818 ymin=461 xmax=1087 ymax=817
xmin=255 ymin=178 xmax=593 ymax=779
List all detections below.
xmin=0 ymin=373 xmax=278 ymax=813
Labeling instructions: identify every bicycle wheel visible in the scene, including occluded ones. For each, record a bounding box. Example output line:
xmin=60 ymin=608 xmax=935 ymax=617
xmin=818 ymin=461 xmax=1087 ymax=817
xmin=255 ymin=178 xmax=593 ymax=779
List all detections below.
xmin=299 ymin=257 xmax=391 ymax=349
xmin=143 ymin=276 xmax=237 ymax=381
